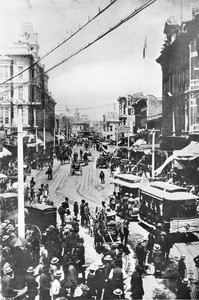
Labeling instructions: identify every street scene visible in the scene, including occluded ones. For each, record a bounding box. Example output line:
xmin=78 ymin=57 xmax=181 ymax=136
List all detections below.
xmin=1 ymin=0 xmax=199 ymax=299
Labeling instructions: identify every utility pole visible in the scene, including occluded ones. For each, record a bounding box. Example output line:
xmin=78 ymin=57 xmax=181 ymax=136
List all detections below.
xmin=43 ymin=108 xmax=46 ymax=152
xmin=151 ymin=128 xmax=155 ymax=178
xmin=17 ymin=105 xmax=25 ymax=238
xmin=127 ymin=96 xmax=130 ymax=159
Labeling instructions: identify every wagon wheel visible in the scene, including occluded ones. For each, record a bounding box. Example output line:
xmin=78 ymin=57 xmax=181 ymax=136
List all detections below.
xmin=31 ymin=225 xmax=42 ymax=242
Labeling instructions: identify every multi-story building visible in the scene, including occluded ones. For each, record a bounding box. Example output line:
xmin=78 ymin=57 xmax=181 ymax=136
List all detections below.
xmin=0 ymin=23 xmax=56 ymax=147
xmin=71 ymin=109 xmax=90 ymax=138
xmin=102 ymin=112 xmax=119 ymax=142
xmin=156 ymin=9 xmax=199 ymax=144
xmin=117 ymin=96 xmax=135 ymax=140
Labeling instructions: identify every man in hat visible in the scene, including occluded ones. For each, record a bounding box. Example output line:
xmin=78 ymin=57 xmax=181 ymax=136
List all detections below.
xmin=25 ymin=267 xmax=38 ymax=300
xmin=95 ymin=263 xmax=106 ymax=299
xmin=135 ymin=240 xmax=147 ymax=271
xmin=152 ymin=244 xmax=163 ymax=278
xmin=178 ymin=255 xmax=186 ymax=281
xmin=80 ymin=199 xmax=86 ymax=227
xmin=131 ymin=265 xmax=144 ymax=300
xmin=58 ymin=202 xmax=66 ymax=227
xmin=67 ymin=257 xmax=78 ymax=297
xmin=49 ymin=257 xmax=60 ymax=281
xmin=176 ymin=278 xmax=191 ymax=299
xmin=73 ymin=201 xmax=79 ymax=219
xmin=2 ymin=266 xmax=17 ymax=298
xmin=39 ymin=265 xmax=51 ymax=300
xmin=108 ymin=259 xmax=127 ymax=298
xmin=51 ymin=270 xmax=62 ymax=299
xmin=86 ymin=265 xmax=97 ymax=298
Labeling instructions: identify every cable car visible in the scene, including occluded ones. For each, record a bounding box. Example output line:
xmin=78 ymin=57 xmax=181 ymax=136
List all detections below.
xmin=139 ymin=181 xmax=199 ymax=233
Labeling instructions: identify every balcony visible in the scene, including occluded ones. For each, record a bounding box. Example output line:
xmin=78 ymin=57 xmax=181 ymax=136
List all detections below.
xmin=190 ymin=79 xmax=199 ymax=91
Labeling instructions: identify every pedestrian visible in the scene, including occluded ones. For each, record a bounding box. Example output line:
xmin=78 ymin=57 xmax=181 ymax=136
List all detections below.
xmin=47 ymin=165 xmax=53 ymax=180
xmin=146 ymin=229 xmax=155 ymax=263
xmin=176 ymin=278 xmax=191 ymax=299
xmin=86 ymin=265 xmax=97 ymax=298
xmin=58 ymin=203 xmax=66 ymax=227
xmin=66 ymin=258 xmax=78 ymax=298
xmin=64 ymin=197 xmax=69 ymax=209
xmin=131 ymin=265 xmax=144 ymax=300
xmin=99 ymin=170 xmax=105 ymax=183
xmin=73 ymin=201 xmax=79 ymax=219
xmin=80 ymin=199 xmax=86 ymax=227
xmin=24 ymin=267 xmax=38 ymax=300
xmin=39 ymin=265 xmax=51 ymax=300
xmin=178 ymin=255 xmax=186 ymax=280
xmin=163 ymin=229 xmax=173 ymax=262
xmin=95 ymin=263 xmax=106 ymax=299
xmin=152 ymin=244 xmax=163 ymax=278
xmin=1 ymin=266 xmax=17 ymax=298
xmin=120 ymin=219 xmax=129 ymax=246
xmin=135 ymin=240 xmax=147 ymax=271
xmin=84 ymin=202 xmax=90 ymax=227
xmin=50 ymin=270 xmax=62 ymax=300
xmin=108 ymin=259 xmax=127 ymax=298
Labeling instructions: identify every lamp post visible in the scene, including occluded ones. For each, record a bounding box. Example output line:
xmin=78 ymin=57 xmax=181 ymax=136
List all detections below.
xmin=151 ymin=128 xmax=155 ymax=178
xmin=17 ymin=104 xmax=25 ymax=238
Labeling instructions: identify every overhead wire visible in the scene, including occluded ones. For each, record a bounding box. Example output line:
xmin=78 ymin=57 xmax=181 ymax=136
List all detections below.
xmin=0 ymin=0 xmax=157 ymax=96
xmin=0 ymin=0 xmax=118 ymax=86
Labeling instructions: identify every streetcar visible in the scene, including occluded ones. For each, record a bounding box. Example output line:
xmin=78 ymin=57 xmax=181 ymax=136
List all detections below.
xmin=112 ymin=174 xmax=144 ymax=220
xmin=138 ymin=181 xmax=199 ymax=233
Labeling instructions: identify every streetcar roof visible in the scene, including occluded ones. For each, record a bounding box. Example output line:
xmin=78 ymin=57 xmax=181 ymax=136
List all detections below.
xmin=150 ymin=181 xmax=188 ymax=193
xmin=141 ymin=182 xmax=199 ymax=201
xmin=0 ymin=192 xmax=18 ymax=199
xmin=113 ymin=178 xmax=141 ymax=189
xmin=114 ymin=174 xmax=142 ymax=183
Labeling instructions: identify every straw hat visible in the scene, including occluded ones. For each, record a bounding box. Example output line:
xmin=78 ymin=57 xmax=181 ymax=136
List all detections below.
xmin=51 ymin=257 xmax=59 ymax=264
xmin=27 ymin=267 xmax=35 ymax=273
xmin=113 ymin=289 xmax=123 ymax=296
xmin=154 ymin=244 xmax=161 ymax=250
xmin=88 ymin=265 xmax=97 ymax=271
xmin=182 ymin=278 xmax=189 ymax=284
xmin=181 ymin=255 xmax=186 ymax=259
xmin=103 ymin=255 xmax=113 ymax=261
xmin=98 ymin=264 xmax=105 ymax=269
xmin=2 ymin=235 xmax=9 ymax=242
xmin=54 ymin=270 xmax=62 ymax=277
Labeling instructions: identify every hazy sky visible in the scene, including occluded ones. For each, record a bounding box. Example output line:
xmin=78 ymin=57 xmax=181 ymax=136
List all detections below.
xmin=0 ymin=0 xmax=198 ymax=120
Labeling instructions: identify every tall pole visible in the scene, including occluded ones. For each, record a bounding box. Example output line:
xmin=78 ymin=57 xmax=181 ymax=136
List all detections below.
xmin=43 ymin=108 xmax=46 ymax=152
xmin=127 ymin=96 xmax=130 ymax=159
xmin=152 ymin=128 xmax=155 ymax=178
xmin=17 ymin=105 xmax=25 ymax=238
xmin=34 ymin=108 xmax=38 ymax=152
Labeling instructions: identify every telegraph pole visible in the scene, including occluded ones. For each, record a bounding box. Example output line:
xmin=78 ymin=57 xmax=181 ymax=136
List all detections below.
xmin=17 ymin=105 xmax=25 ymax=238
xmin=43 ymin=108 xmax=46 ymax=152
xmin=151 ymin=128 xmax=155 ymax=178
xmin=127 ymin=96 xmax=130 ymax=159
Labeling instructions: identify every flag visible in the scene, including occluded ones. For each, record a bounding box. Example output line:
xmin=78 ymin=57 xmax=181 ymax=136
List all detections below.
xmin=143 ymin=37 xmax=147 ymax=59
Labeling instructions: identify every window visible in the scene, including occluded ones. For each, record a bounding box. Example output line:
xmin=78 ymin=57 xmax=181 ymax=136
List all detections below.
xmin=0 ymin=107 xmax=3 ymax=124
xmin=5 ymin=108 xmax=9 ymax=124
xmin=18 ymin=66 xmax=23 ymax=79
xmin=18 ymin=87 xmax=23 ymax=100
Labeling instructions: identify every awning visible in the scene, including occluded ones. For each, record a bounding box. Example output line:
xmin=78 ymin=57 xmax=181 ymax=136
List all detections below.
xmin=154 ymin=141 xmax=199 ymax=175
xmin=0 ymin=147 xmax=12 ymax=158
xmin=38 ymin=131 xmax=54 ymax=143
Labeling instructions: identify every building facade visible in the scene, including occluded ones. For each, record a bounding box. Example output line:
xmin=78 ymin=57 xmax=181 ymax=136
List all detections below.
xmin=156 ymin=9 xmax=199 ymax=140
xmin=0 ymin=23 xmax=56 ymax=145
xmin=102 ymin=112 xmax=119 ymax=142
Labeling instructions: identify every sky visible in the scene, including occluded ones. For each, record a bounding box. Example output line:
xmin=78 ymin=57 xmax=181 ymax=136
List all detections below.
xmin=0 ymin=0 xmax=198 ymax=120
